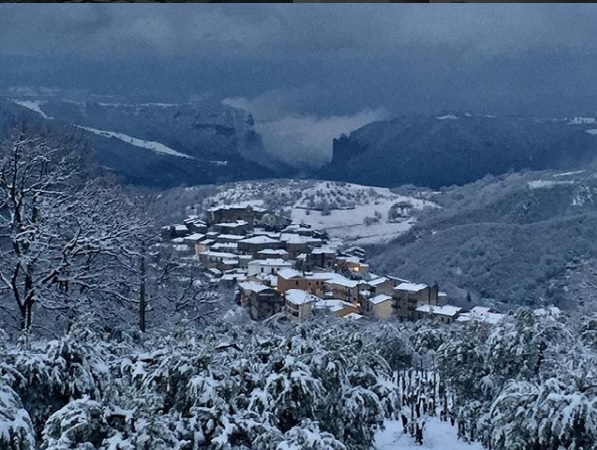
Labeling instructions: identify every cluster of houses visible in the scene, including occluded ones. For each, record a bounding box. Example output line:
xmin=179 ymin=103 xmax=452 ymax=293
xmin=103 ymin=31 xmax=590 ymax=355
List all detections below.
xmin=163 ymin=204 xmax=505 ymax=326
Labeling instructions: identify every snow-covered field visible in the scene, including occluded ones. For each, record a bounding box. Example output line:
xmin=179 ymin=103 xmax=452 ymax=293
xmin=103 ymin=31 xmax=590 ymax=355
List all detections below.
xmin=373 ymin=418 xmax=485 ymax=450
xmin=202 ymin=180 xmax=436 ymax=245
xmin=13 ymin=100 xmax=53 ymax=119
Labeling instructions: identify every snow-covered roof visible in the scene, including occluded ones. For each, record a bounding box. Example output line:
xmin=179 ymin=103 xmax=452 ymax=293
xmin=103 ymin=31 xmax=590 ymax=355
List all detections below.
xmin=286 ymin=289 xmax=319 ymax=305
xmin=183 ymin=233 xmax=205 ymax=241
xmin=254 ymin=273 xmax=278 ymax=287
xmin=368 ymin=277 xmax=389 ymax=286
xmin=395 ymin=282 xmax=428 ymax=292
xmin=211 ymin=243 xmax=238 ymax=250
xmin=248 ymin=259 xmax=292 ymax=267
xmin=215 ymin=220 xmax=249 ymax=228
xmin=280 ymin=233 xmax=321 ymax=245
xmin=207 ymin=205 xmax=254 ymax=212
xmin=311 ymin=247 xmax=336 ymax=255
xmin=277 ymin=268 xmax=302 ymax=280
xmin=324 ymin=274 xmax=359 ymax=288
xmin=471 ymin=306 xmax=493 ymax=314
xmin=337 ymin=255 xmax=362 ymax=264
xmin=315 ymin=299 xmax=356 ymax=310
xmin=344 ymin=313 xmax=363 ymax=320
xmin=221 ymin=274 xmax=247 ymax=282
xmin=416 ymin=304 xmax=462 ymax=317
xmin=240 ymin=236 xmax=281 ymax=245
xmin=370 ymin=294 xmax=392 ymax=305
xmin=199 ymin=251 xmax=237 ymax=258
xmin=174 ymin=224 xmax=188 ymax=232
xmin=216 ymin=234 xmax=245 ymax=241
xmin=306 ymin=272 xmax=338 ymax=281
xmin=457 ymin=306 xmax=505 ymax=325
xmin=257 ymin=249 xmax=288 ymax=255
xmin=238 ymin=281 xmax=271 ymax=293
xmin=222 ymin=259 xmax=239 ymax=265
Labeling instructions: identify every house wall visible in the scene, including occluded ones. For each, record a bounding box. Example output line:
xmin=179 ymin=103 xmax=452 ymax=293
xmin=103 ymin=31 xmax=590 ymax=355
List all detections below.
xmin=370 ymin=279 xmax=395 ymax=296
xmin=277 ymin=276 xmax=326 ymax=294
xmin=247 ymin=262 xmax=291 ymax=277
xmin=393 ymin=285 xmax=440 ymax=320
xmin=373 ymin=300 xmax=393 ymax=320
xmin=286 ymin=301 xmax=314 ymax=321
xmin=247 ymin=291 xmax=283 ymax=320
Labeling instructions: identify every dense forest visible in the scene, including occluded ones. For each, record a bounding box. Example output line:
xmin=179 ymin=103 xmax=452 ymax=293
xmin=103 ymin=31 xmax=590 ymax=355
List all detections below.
xmin=2 ymin=307 xmax=597 ymax=449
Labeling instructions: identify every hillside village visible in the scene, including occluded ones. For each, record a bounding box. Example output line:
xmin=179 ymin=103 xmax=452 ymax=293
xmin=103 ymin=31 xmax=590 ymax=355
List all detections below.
xmin=162 ymin=203 xmax=505 ymax=326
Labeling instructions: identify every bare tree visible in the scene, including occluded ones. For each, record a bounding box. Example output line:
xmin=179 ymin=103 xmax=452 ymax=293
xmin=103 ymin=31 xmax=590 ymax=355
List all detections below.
xmin=0 ymin=128 xmax=148 ymax=333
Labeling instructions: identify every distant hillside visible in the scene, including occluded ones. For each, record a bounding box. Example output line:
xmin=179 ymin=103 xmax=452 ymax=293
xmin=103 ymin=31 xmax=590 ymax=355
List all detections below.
xmin=369 ymin=169 xmax=597 ymax=313
xmin=0 ymin=98 xmax=294 ymax=188
xmin=156 ymin=179 xmax=437 ymax=246
xmin=321 ymin=113 xmax=597 ymax=188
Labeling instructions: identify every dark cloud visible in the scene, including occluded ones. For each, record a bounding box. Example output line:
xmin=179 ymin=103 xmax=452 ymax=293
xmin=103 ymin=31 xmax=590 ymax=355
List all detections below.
xmin=1 ymin=5 xmax=596 ymax=164
xmin=1 ymin=4 xmax=597 ymax=60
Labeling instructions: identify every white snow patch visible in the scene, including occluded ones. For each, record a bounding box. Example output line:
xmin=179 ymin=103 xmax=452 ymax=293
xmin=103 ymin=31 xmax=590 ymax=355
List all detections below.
xmin=373 ymin=417 xmax=485 ymax=449
xmin=527 ymin=180 xmax=574 ymax=190
xmin=553 ymin=170 xmax=585 ymax=178
xmin=586 ymin=129 xmax=597 ymax=135
xmin=567 ymin=117 xmax=596 ymax=125
xmin=201 ymin=180 xmax=436 ymax=245
xmin=77 ymin=126 xmax=198 ymax=160
xmin=437 ymin=114 xmax=458 ymax=120
xmin=13 ymin=100 xmax=53 ymax=119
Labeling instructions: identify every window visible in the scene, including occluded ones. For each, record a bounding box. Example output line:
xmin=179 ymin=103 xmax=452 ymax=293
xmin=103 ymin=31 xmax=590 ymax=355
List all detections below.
xmin=295 ymin=281 xmax=299 ymax=286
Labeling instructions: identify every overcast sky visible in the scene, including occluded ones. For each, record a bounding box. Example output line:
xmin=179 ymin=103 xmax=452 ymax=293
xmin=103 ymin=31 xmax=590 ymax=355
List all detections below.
xmin=2 ymin=4 xmax=597 ymax=165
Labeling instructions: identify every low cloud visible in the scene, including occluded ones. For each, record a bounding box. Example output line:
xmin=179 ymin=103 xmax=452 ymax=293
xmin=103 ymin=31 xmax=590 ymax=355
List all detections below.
xmin=224 ymin=91 xmax=388 ymax=169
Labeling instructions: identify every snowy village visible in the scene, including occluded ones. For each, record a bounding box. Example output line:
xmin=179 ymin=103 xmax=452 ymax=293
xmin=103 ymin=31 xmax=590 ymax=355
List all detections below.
xmin=162 ymin=203 xmax=505 ymax=327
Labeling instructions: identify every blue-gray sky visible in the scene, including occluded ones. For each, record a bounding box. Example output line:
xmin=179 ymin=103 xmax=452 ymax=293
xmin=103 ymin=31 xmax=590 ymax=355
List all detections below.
xmin=2 ymin=4 xmax=597 ymax=165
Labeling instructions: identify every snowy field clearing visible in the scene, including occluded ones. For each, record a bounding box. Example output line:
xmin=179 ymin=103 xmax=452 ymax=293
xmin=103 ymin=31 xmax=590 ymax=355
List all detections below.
xmin=373 ymin=418 xmax=485 ymax=450
xmin=291 ymin=204 xmax=417 ymax=245
xmin=204 ymin=181 xmax=436 ymax=245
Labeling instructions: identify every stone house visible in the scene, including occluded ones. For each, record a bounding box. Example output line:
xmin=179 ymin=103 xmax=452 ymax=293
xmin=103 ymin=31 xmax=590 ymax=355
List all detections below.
xmin=392 ymin=282 xmax=440 ymax=320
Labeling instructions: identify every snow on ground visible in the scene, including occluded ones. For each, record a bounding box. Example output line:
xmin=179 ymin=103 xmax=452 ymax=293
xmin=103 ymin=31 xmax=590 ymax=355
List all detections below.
xmin=76 ymin=125 xmax=200 ymax=160
xmin=13 ymin=100 xmax=53 ymax=119
xmin=553 ymin=170 xmax=585 ymax=178
xmin=203 ymin=180 xmax=436 ymax=245
xmin=437 ymin=114 xmax=458 ymax=120
xmin=587 ymin=129 xmax=597 ymax=135
xmin=527 ymin=180 xmax=575 ymax=190
xmin=373 ymin=418 xmax=485 ymax=450
xmin=290 ymin=182 xmax=435 ymax=245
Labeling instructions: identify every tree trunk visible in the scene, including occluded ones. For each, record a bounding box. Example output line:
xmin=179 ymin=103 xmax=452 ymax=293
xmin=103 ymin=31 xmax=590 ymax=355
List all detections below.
xmin=139 ymin=245 xmax=147 ymax=333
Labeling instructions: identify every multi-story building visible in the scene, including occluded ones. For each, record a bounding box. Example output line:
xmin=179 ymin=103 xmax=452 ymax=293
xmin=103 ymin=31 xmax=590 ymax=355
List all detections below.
xmin=285 ymin=289 xmax=319 ymax=321
xmin=392 ymin=282 xmax=440 ymax=320
xmin=237 ymin=281 xmax=284 ymax=321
